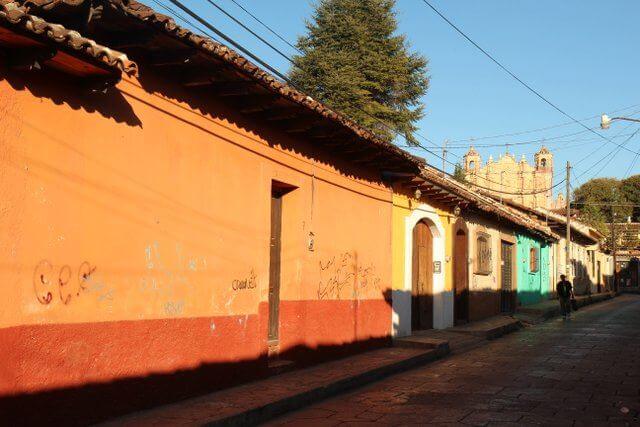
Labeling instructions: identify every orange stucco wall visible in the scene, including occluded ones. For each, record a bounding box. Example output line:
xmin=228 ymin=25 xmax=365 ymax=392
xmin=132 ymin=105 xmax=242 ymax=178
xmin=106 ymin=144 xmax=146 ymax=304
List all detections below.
xmin=0 ymin=68 xmax=393 ymax=408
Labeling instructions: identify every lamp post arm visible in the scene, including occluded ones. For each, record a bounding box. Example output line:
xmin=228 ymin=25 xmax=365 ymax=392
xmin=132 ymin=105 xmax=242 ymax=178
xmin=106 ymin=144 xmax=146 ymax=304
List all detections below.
xmin=611 ymin=117 xmax=640 ymax=124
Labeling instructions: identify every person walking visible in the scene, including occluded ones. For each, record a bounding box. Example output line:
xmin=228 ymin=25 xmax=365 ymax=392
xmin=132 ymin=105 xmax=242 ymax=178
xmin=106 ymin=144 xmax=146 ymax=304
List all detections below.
xmin=556 ymin=274 xmax=573 ymax=319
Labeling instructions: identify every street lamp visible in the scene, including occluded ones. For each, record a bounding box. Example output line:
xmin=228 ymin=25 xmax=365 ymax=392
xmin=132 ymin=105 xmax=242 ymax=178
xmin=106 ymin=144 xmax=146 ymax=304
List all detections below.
xmin=600 ymin=114 xmax=640 ymax=130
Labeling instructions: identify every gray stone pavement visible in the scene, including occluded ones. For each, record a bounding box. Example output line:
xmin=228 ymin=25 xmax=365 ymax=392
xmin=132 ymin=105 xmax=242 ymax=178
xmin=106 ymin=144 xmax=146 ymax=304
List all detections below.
xmin=267 ymin=295 xmax=640 ymax=426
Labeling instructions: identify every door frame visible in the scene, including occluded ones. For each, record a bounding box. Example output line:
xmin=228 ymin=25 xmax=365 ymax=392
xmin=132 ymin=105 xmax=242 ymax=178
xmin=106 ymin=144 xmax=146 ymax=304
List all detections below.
xmin=498 ymin=233 xmax=517 ymax=313
xmin=411 ymin=220 xmax=434 ymax=330
xmin=267 ymin=180 xmax=297 ymax=353
xmin=452 ymin=217 xmax=469 ymax=325
xmin=393 ymin=204 xmax=448 ymax=337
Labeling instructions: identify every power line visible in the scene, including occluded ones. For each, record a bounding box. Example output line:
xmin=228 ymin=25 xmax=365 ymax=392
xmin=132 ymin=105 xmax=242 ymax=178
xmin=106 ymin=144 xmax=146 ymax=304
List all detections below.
xmin=161 ymin=0 xmax=562 ymax=194
xmin=196 ymin=0 xmax=568 ymax=192
xmin=151 ymin=0 xmax=221 ymax=43
xmin=227 ymin=0 xmax=302 ymax=53
xmin=446 ymin=128 xmax=591 ymax=149
xmin=447 ymin=104 xmax=640 ymax=144
xmin=204 ymin=0 xmax=296 ymax=65
xmin=419 ymin=0 xmax=640 ymax=157
xmin=166 ymin=0 xmax=292 ymax=82
xmin=571 ymin=202 xmax=640 ymax=207
xmin=575 ymin=127 xmax=640 ymax=181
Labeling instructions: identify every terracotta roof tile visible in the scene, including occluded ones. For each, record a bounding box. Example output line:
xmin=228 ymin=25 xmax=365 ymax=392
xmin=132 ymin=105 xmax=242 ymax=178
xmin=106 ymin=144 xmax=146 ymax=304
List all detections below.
xmin=0 ymin=1 xmax=137 ymax=76
xmin=419 ymin=165 xmax=559 ymax=241
xmin=17 ymin=0 xmax=423 ymax=171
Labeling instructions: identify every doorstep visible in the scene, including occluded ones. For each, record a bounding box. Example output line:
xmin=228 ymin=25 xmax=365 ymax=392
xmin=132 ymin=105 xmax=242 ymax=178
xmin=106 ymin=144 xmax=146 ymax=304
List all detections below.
xmin=393 ymin=315 xmax=521 ymax=355
xmin=98 ymin=345 xmax=448 ymax=427
xmin=447 ymin=315 xmax=522 ymax=340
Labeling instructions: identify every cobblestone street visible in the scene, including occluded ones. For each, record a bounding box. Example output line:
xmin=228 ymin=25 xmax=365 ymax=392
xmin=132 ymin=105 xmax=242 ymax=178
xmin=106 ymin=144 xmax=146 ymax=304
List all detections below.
xmin=268 ymin=295 xmax=640 ymax=426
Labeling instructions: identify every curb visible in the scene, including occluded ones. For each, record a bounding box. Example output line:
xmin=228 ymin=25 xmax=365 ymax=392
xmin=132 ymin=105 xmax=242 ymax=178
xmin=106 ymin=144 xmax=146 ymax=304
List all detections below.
xmin=515 ymin=291 xmax=615 ymax=324
xmin=206 ymin=346 xmax=450 ymax=426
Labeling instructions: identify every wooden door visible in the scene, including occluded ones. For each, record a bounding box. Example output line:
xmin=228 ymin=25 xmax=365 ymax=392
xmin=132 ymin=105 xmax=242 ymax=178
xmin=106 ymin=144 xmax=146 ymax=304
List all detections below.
xmin=412 ymin=220 xmax=433 ymax=330
xmin=500 ymin=241 xmax=513 ymax=313
xmin=453 ymin=226 xmax=468 ymax=325
xmin=268 ymin=192 xmax=282 ymax=342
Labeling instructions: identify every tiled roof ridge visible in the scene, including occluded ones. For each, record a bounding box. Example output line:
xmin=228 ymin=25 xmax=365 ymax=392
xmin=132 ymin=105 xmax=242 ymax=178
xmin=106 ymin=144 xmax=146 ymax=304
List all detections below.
xmin=474 ymin=187 xmax=601 ymax=243
xmin=0 ymin=0 xmax=138 ymax=76
xmin=420 ymin=165 xmax=559 ymax=240
xmin=17 ymin=0 xmax=423 ymax=170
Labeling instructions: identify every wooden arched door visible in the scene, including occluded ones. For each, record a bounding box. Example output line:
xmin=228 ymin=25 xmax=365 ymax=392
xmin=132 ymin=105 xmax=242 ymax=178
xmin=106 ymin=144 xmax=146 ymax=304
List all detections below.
xmin=412 ymin=220 xmax=433 ymax=330
xmin=453 ymin=219 xmax=469 ymax=325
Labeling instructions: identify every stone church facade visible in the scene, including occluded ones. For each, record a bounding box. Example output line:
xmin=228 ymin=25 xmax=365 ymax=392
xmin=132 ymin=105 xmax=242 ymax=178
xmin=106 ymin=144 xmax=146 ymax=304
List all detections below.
xmin=463 ymin=146 xmax=564 ymax=209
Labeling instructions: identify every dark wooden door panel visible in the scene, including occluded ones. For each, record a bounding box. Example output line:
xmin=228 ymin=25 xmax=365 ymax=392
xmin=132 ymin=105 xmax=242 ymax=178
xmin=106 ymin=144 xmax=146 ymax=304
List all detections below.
xmin=412 ymin=221 xmax=433 ymax=330
xmin=268 ymin=194 xmax=282 ymax=342
xmin=454 ymin=227 xmax=468 ymax=324
xmin=500 ymin=241 xmax=513 ymax=313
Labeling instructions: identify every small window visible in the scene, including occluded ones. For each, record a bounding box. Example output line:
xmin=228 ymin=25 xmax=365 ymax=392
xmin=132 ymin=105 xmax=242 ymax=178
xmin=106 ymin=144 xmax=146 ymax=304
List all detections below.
xmin=469 ymin=160 xmax=475 ymax=169
xmin=529 ymin=246 xmax=539 ymax=273
xmin=541 ymin=159 xmax=547 ymax=168
xmin=475 ymin=232 xmax=492 ymax=275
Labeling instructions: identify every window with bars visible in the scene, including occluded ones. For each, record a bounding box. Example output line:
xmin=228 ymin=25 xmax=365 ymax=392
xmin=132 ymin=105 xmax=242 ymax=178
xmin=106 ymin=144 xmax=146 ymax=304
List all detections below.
xmin=475 ymin=232 xmax=492 ymax=275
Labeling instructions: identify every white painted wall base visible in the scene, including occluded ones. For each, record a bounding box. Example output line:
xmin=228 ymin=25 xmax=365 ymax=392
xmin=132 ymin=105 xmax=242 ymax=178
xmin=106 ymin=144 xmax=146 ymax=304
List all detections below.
xmin=392 ymin=203 xmax=452 ymax=338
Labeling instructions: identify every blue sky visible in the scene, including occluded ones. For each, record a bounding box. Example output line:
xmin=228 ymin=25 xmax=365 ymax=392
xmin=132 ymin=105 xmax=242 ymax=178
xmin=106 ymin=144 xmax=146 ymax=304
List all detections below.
xmin=174 ymin=0 xmax=640 ymax=189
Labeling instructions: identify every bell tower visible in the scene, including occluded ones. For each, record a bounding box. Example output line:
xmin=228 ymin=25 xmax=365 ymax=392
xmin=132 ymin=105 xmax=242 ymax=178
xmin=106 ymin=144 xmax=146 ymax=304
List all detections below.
xmin=534 ymin=146 xmax=553 ymax=172
xmin=463 ymin=146 xmax=481 ymax=185
xmin=534 ymin=146 xmax=553 ymax=208
xmin=464 ymin=146 xmax=481 ymax=172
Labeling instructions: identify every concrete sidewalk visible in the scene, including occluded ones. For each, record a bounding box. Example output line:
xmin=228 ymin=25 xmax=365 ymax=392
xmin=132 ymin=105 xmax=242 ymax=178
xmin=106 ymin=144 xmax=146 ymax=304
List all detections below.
xmin=101 ymin=316 xmax=522 ymax=426
xmin=515 ymin=291 xmax=615 ymax=324
xmin=395 ymin=315 xmax=522 ymax=354
xmin=99 ymin=293 xmax=618 ymax=426
xmin=100 ymin=345 xmax=448 ymax=427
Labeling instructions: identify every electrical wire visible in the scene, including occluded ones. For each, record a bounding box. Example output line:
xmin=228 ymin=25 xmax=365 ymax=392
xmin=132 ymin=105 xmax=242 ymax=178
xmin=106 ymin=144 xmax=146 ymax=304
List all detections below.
xmin=447 ymin=104 xmax=640 ymax=144
xmin=151 ymin=0 xmax=221 ymax=43
xmin=203 ymin=0 xmax=295 ymax=64
xmin=575 ymin=128 xmax=640 ymax=181
xmin=160 ymin=0 xmax=563 ymax=194
xmin=227 ymin=0 xmax=302 ymax=53
xmin=419 ymin=0 xmax=640 ymax=157
xmin=199 ymin=0 xmax=571 ymax=192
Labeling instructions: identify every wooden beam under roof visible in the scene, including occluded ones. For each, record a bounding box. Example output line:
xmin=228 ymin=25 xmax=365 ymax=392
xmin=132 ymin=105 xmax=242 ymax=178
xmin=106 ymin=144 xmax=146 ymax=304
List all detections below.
xmin=148 ymin=49 xmax=197 ymax=67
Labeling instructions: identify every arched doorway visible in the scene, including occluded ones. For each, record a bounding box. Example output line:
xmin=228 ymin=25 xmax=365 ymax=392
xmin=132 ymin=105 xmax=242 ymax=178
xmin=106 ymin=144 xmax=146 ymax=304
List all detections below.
xmin=453 ymin=218 xmax=469 ymax=325
xmin=412 ymin=220 xmax=433 ymax=330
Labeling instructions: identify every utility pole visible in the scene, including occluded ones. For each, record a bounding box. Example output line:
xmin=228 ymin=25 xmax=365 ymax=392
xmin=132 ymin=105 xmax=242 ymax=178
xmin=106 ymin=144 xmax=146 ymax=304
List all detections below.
xmin=565 ymin=161 xmax=571 ymax=280
xmin=442 ymin=139 xmax=448 ymax=177
xmin=611 ymin=208 xmax=618 ymax=292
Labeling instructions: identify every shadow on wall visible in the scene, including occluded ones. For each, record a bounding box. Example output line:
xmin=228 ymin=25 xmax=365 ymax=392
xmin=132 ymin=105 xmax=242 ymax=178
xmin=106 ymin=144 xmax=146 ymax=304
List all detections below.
xmin=0 ymin=66 xmax=142 ymax=127
xmin=128 ymin=70 xmax=387 ymax=185
xmin=571 ymin=260 xmax=615 ymax=295
xmin=0 ymin=291 xmax=397 ymax=426
xmin=0 ymin=337 xmax=391 ymax=426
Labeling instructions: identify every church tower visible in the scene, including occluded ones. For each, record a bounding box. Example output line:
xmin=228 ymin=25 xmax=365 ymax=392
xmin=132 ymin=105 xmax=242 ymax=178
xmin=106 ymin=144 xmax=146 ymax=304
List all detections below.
xmin=534 ymin=146 xmax=553 ymax=172
xmin=534 ymin=146 xmax=553 ymax=208
xmin=463 ymin=146 xmax=481 ymax=184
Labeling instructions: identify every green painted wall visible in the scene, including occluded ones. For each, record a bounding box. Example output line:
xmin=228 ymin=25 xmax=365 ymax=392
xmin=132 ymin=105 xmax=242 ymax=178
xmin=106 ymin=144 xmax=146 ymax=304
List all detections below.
xmin=516 ymin=234 xmax=550 ymax=306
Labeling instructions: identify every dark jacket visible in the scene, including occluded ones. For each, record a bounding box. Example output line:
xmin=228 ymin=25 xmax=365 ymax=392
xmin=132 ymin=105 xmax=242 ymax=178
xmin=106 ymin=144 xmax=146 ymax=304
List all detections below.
xmin=556 ymin=280 xmax=573 ymax=298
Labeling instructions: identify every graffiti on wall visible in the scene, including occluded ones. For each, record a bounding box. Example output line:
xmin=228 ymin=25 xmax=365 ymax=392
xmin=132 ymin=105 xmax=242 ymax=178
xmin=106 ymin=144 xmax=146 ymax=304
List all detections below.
xmin=33 ymin=260 xmax=97 ymax=305
xmin=317 ymin=252 xmax=382 ymax=300
xmin=232 ymin=269 xmax=257 ymax=291
xmin=317 ymin=253 xmax=355 ymax=300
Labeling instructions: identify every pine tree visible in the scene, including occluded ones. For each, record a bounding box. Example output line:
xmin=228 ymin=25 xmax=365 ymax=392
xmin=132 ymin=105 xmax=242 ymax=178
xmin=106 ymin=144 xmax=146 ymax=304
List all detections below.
xmin=290 ymin=0 xmax=429 ymax=144
xmin=453 ymin=163 xmax=467 ymax=184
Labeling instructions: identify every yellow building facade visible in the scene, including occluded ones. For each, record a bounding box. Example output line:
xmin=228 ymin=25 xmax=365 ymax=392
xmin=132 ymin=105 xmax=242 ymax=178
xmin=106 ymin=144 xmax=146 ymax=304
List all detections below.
xmin=391 ymin=192 xmax=455 ymax=336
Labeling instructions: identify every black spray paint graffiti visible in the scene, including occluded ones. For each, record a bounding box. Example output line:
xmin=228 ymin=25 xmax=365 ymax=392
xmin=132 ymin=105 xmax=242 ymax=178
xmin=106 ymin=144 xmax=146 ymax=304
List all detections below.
xmin=317 ymin=253 xmax=355 ymax=300
xmin=232 ymin=269 xmax=257 ymax=291
xmin=33 ymin=260 xmax=97 ymax=305
xmin=317 ymin=253 xmax=383 ymax=300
